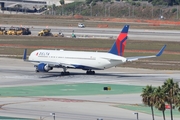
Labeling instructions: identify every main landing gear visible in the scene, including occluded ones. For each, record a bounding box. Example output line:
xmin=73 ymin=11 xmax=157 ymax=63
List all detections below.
xmin=86 ymin=70 xmax=95 ymax=75
xmin=61 ymin=71 xmax=70 ymax=75
xmin=61 ymin=67 xmax=70 ymax=75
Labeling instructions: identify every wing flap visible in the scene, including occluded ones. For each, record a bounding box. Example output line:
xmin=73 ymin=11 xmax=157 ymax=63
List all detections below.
xmin=101 ymin=57 xmax=122 ymax=61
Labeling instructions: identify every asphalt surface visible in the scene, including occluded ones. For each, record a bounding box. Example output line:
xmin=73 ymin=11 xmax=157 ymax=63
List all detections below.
xmin=0 ymin=58 xmax=180 ymax=120
xmin=0 ymin=23 xmax=180 ymax=120
xmin=1 ymin=24 xmax=180 ymax=41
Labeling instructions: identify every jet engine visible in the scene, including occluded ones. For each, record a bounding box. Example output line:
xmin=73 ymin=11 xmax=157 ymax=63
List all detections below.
xmin=37 ymin=63 xmax=52 ymax=72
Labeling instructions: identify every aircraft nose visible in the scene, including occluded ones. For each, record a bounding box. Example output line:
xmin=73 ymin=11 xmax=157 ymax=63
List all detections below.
xmin=29 ymin=52 xmax=35 ymax=60
xmin=28 ymin=54 xmax=32 ymax=60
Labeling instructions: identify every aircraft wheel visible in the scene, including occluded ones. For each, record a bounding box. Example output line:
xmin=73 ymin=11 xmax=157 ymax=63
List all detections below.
xmin=61 ymin=72 xmax=70 ymax=75
xmin=86 ymin=70 xmax=95 ymax=75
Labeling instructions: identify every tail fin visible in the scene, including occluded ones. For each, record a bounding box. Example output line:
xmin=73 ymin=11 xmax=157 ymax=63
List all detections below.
xmin=108 ymin=25 xmax=129 ymax=56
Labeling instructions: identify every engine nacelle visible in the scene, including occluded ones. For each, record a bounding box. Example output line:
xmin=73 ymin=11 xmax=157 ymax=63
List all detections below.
xmin=37 ymin=63 xmax=52 ymax=72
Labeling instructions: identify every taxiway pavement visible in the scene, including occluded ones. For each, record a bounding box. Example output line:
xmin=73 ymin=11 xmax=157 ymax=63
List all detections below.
xmin=0 ymin=58 xmax=180 ymax=120
xmin=1 ymin=24 xmax=180 ymax=41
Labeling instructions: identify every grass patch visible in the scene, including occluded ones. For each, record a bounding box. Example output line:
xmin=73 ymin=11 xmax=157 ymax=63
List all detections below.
xmin=0 ymin=36 xmax=180 ymax=70
xmin=117 ymin=104 xmax=180 ymax=117
xmin=0 ymin=83 xmax=143 ymax=97
xmin=0 ymin=116 xmax=34 ymax=120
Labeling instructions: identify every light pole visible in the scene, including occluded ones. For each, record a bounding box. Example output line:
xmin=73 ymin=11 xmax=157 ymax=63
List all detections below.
xmin=40 ymin=116 xmax=50 ymax=120
xmin=132 ymin=5 xmax=134 ymax=17
xmin=50 ymin=113 xmax=55 ymax=120
xmin=177 ymin=5 xmax=179 ymax=19
xmin=40 ymin=113 xmax=56 ymax=120
xmin=152 ymin=5 xmax=153 ymax=19
xmin=97 ymin=118 xmax=103 ymax=120
xmin=109 ymin=6 xmax=110 ymax=17
xmin=91 ymin=4 xmax=92 ymax=17
xmin=104 ymin=4 xmax=106 ymax=17
xmin=129 ymin=6 xmax=130 ymax=18
xmin=133 ymin=112 xmax=139 ymax=120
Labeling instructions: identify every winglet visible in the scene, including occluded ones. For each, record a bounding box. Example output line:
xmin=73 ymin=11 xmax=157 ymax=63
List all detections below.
xmin=23 ymin=49 xmax=27 ymax=61
xmin=156 ymin=45 xmax=166 ymax=57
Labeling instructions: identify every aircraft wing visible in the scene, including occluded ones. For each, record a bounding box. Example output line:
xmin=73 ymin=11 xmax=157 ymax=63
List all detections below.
xmin=27 ymin=60 xmax=75 ymax=68
xmin=29 ymin=60 xmax=59 ymax=66
xmin=126 ymin=45 xmax=166 ymax=62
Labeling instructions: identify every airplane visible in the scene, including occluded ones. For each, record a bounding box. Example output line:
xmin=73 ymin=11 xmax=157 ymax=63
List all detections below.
xmin=23 ymin=25 xmax=166 ymax=75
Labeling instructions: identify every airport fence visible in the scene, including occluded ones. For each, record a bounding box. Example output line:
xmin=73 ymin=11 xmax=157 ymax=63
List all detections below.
xmin=44 ymin=2 xmax=180 ymax=21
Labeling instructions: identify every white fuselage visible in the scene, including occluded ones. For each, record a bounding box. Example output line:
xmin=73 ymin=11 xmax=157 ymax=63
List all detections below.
xmin=29 ymin=49 xmax=127 ymax=70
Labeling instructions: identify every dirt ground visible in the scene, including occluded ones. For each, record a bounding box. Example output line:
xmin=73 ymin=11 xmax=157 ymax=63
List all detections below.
xmin=1 ymin=14 xmax=180 ymax=30
xmin=0 ymin=35 xmax=179 ymax=70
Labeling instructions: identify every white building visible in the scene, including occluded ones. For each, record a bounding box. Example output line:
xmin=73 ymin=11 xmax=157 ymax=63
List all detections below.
xmin=45 ymin=0 xmax=74 ymax=6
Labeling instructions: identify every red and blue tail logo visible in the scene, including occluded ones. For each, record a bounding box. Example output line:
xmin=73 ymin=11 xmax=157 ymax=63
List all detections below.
xmin=108 ymin=25 xmax=129 ymax=56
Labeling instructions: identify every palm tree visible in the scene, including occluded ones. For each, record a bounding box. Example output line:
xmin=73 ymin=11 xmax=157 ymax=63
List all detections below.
xmin=154 ymin=86 xmax=166 ymax=120
xmin=60 ymin=0 xmax=65 ymax=5
xmin=161 ymin=78 xmax=180 ymax=120
xmin=174 ymin=94 xmax=180 ymax=112
xmin=141 ymin=85 xmax=155 ymax=120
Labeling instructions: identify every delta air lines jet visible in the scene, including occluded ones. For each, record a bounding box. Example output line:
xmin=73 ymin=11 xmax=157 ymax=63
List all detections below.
xmin=23 ymin=25 xmax=166 ymax=75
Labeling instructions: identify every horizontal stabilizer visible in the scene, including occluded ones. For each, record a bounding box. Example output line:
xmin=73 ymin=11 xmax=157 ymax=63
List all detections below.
xmin=126 ymin=45 xmax=166 ymax=62
xmin=156 ymin=45 xmax=166 ymax=57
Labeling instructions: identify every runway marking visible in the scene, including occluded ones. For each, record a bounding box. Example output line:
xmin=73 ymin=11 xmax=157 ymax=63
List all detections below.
xmin=38 ymin=98 xmax=85 ymax=102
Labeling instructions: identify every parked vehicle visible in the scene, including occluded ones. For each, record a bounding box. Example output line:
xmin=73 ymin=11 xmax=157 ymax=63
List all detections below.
xmin=53 ymin=32 xmax=64 ymax=37
xmin=72 ymin=33 xmax=76 ymax=38
xmin=78 ymin=23 xmax=85 ymax=28
xmin=7 ymin=27 xmax=31 ymax=35
xmin=58 ymin=31 xmax=64 ymax=37
xmin=38 ymin=29 xmax=53 ymax=36
xmin=0 ymin=27 xmax=7 ymax=35
xmin=7 ymin=27 xmax=17 ymax=35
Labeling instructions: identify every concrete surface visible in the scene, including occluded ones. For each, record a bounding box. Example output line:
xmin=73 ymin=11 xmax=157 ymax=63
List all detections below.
xmin=0 ymin=58 xmax=180 ymax=120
